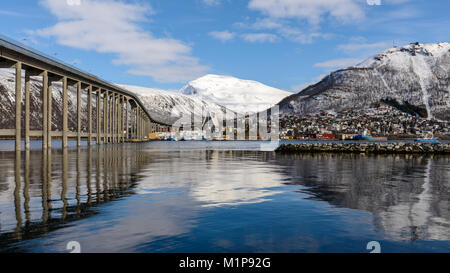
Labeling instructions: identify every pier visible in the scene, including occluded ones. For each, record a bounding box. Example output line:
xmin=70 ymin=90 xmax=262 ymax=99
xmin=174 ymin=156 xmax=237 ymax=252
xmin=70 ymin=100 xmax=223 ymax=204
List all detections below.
xmin=276 ymin=142 xmax=450 ymax=154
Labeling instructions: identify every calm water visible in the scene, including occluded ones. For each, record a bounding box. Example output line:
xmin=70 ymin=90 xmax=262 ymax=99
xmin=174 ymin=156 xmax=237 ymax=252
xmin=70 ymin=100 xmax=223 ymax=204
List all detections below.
xmin=0 ymin=141 xmax=449 ymax=253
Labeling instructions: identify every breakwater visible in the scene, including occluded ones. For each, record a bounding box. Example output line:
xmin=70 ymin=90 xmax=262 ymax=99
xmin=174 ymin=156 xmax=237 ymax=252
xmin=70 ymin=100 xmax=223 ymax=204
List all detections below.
xmin=276 ymin=142 xmax=450 ymax=154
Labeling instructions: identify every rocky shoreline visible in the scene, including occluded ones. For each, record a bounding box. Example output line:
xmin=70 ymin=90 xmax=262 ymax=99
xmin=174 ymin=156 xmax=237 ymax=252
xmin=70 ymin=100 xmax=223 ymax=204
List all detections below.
xmin=276 ymin=142 xmax=450 ymax=154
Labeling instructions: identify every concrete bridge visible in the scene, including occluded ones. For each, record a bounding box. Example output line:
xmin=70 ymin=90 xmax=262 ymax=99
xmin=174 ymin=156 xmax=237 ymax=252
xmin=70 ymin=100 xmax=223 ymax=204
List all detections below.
xmin=0 ymin=36 xmax=166 ymax=151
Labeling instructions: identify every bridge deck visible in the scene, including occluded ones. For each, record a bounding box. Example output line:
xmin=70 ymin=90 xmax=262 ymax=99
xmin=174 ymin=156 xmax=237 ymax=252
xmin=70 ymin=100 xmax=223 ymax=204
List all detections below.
xmin=0 ymin=35 xmax=169 ymax=150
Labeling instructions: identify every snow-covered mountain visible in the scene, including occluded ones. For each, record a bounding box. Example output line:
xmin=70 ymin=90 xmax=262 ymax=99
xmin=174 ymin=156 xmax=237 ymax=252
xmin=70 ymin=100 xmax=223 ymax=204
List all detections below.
xmin=181 ymin=74 xmax=292 ymax=114
xmin=118 ymin=74 xmax=292 ymax=125
xmin=118 ymin=84 xmax=234 ymax=125
xmin=278 ymin=42 xmax=450 ymax=121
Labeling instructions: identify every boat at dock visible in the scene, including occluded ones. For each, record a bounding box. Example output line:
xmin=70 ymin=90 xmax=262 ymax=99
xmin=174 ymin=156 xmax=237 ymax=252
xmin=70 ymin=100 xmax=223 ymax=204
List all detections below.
xmin=366 ymin=136 xmax=388 ymax=141
xmin=414 ymin=133 xmax=439 ymax=143
xmin=353 ymin=130 xmax=388 ymax=141
xmin=353 ymin=134 xmax=388 ymax=141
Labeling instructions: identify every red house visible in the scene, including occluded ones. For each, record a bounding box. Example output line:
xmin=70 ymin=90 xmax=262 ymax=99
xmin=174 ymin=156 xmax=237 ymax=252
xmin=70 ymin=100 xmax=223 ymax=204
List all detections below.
xmin=314 ymin=134 xmax=336 ymax=140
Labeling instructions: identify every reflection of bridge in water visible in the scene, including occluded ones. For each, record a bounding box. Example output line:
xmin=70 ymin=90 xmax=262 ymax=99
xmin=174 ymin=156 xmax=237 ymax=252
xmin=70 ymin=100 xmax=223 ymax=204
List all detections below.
xmin=0 ymin=35 xmax=169 ymax=151
xmin=0 ymin=145 xmax=150 ymax=251
xmin=0 ymin=149 xmax=449 ymax=252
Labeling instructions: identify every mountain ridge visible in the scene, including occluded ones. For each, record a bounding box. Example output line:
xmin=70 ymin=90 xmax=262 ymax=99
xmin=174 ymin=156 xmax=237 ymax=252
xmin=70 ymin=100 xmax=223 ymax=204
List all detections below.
xmin=118 ymin=83 xmax=234 ymax=125
xmin=278 ymin=42 xmax=450 ymax=121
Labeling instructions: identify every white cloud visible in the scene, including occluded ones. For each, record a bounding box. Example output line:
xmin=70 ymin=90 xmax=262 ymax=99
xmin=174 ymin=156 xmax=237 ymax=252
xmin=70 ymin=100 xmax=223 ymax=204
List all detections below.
xmin=34 ymin=0 xmax=209 ymax=83
xmin=0 ymin=10 xmax=26 ymax=17
xmin=384 ymin=0 xmax=411 ymax=4
xmin=234 ymin=0 xmax=413 ymax=45
xmin=278 ymin=26 xmax=330 ymax=44
xmin=244 ymin=0 xmax=411 ymax=44
xmin=314 ymin=58 xmax=362 ymax=69
xmin=338 ymin=41 xmax=391 ymax=52
xmin=209 ymin=30 xmax=235 ymax=42
xmin=251 ymin=18 xmax=284 ymax=30
xmin=248 ymin=0 xmax=365 ymax=25
xmin=236 ymin=18 xmax=329 ymax=44
xmin=366 ymin=0 xmax=381 ymax=6
xmin=202 ymin=0 xmax=221 ymax=6
xmin=241 ymin=33 xmax=279 ymax=43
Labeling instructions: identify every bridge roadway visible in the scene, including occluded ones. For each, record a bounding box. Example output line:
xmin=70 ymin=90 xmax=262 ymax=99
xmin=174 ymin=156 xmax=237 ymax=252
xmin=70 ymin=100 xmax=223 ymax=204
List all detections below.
xmin=0 ymin=35 xmax=167 ymax=151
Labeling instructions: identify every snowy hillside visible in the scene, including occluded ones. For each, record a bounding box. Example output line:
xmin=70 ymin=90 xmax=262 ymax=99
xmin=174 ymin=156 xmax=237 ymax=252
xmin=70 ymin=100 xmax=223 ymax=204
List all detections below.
xmin=278 ymin=42 xmax=450 ymax=121
xmin=181 ymin=74 xmax=292 ymax=114
xmin=0 ymin=69 xmax=90 ymax=131
xmin=118 ymin=84 xmax=234 ymax=125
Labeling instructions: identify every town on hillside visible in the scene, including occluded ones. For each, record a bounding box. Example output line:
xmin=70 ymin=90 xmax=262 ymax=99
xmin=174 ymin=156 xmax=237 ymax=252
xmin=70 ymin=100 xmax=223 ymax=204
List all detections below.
xmin=279 ymin=105 xmax=450 ymax=141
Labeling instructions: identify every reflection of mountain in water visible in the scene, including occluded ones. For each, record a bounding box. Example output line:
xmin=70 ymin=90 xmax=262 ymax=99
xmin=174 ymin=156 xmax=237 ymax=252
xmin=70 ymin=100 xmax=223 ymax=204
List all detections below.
xmin=276 ymin=153 xmax=450 ymax=242
xmin=136 ymin=150 xmax=285 ymax=207
xmin=1 ymin=145 xmax=449 ymax=252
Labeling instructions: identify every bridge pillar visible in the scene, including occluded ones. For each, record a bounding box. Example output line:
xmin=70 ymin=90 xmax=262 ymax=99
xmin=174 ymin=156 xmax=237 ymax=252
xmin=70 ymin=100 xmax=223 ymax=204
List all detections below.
xmin=15 ymin=62 xmax=22 ymax=152
xmin=110 ymin=94 xmax=113 ymax=144
xmin=47 ymin=78 xmax=53 ymax=149
xmin=122 ymin=96 xmax=125 ymax=143
xmin=77 ymin=81 xmax=82 ymax=147
xmin=140 ymin=109 xmax=143 ymax=141
xmin=106 ymin=91 xmax=109 ymax=144
xmin=135 ymin=107 xmax=138 ymax=140
xmin=125 ymin=98 xmax=129 ymax=141
xmin=96 ymin=88 xmax=101 ymax=145
xmin=118 ymin=95 xmax=122 ymax=143
xmin=140 ymin=108 xmax=143 ymax=141
xmin=137 ymin=108 xmax=140 ymax=141
xmin=109 ymin=92 xmax=113 ymax=143
xmin=117 ymin=95 xmax=121 ymax=143
xmin=25 ymin=71 xmax=31 ymax=150
xmin=118 ymin=96 xmax=121 ymax=143
xmin=108 ymin=91 xmax=112 ymax=144
xmin=115 ymin=94 xmax=118 ymax=143
xmin=42 ymin=71 xmax=48 ymax=150
xmin=139 ymin=107 xmax=144 ymax=141
xmin=112 ymin=94 xmax=115 ymax=144
xmin=104 ymin=91 xmax=109 ymax=144
xmin=118 ymin=94 xmax=121 ymax=143
xmin=121 ymin=96 xmax=125 ymax=143
xmin=132 ymin=107 xmax=136 ymax=140
xmin=134 ymin=107 xmax=137 ymax=141
xmin=110 ymin=93 xmax=113 ymax=143
xmin=88 ymin=85 xmax=93 ymax=146
xmin=62 ymin=76 xmax=68 ymax=149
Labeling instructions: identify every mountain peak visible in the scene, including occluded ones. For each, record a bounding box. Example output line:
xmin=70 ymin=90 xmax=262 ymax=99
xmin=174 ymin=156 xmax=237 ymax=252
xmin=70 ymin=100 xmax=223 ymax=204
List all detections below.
xmin=181 ymin=74 xmax=292 ymax=113
xmin=358 ymin=42 xmax=450 ymax=68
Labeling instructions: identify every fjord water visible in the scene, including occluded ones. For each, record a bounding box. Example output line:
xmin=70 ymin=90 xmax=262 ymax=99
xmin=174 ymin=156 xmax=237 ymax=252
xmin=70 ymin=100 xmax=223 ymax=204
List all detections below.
xmin=0 ymin=141 xmax=449 ymax=253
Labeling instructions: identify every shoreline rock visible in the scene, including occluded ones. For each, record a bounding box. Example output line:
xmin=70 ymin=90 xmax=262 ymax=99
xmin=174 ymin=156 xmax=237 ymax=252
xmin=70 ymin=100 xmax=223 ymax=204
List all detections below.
xmin=276 ymin=142 xmax=450 ymax=154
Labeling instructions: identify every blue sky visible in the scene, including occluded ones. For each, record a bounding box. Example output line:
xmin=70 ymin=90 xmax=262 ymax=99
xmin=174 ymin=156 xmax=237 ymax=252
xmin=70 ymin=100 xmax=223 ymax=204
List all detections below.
xmin=0 ymin=0 xmax=449 ymax=92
